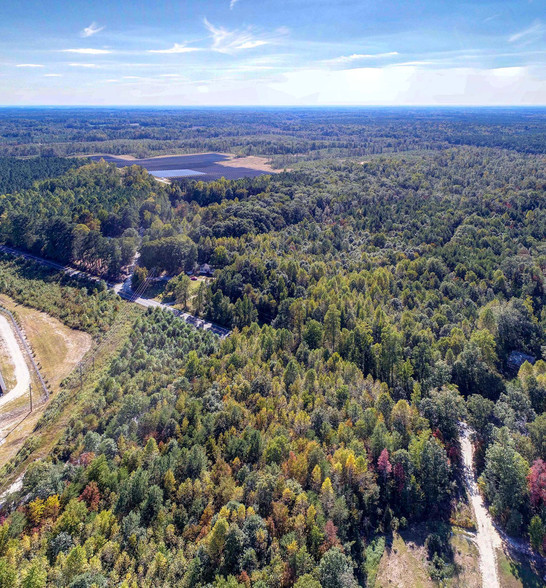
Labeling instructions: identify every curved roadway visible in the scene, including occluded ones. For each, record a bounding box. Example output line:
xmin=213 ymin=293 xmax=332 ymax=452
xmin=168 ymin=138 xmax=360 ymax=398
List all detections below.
xmin=0 ymin=245 xmax=231 ymax=338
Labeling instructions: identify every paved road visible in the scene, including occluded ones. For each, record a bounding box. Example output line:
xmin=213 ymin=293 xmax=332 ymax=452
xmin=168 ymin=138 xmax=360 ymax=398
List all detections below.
xmin=0 ymin=244 xmax=231 ymax=338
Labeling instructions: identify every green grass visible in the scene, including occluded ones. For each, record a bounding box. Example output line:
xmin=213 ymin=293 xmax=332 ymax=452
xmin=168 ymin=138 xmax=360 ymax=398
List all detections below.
xmin=496 ymin=548 xmax=544 ymax=588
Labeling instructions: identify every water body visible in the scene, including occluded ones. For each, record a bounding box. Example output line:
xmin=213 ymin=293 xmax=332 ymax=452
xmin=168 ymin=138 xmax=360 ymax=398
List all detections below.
xmin=149 ymin=169 xmax=206 ymax=178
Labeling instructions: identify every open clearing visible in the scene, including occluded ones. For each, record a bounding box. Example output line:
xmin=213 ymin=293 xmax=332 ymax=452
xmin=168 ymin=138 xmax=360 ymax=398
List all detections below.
xmin=89 ymin=152 xmax=280 ymax=181
xmin=0 ymin=338 xmax=16 ymax=392
xmin=375 ymin=526 xmax=481 ymax=588
xmin=2 ymin=297 xmax=92 ymax=389
xmin=0 ymin=314 xmax=31 ymax=410
xmin=0 ymin=295 xmax=91 ymax=468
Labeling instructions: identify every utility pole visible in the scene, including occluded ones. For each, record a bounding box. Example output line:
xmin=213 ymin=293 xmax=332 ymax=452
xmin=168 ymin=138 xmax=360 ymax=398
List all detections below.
xmin=79 ymin=364 xmax=83 ymax=388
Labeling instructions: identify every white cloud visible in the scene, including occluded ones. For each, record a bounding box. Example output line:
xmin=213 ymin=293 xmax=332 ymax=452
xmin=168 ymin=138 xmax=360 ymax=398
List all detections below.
xmin=237 ymin=40 xmax=268 ymax=50
xmin=62 ymin=48 xmax=112 ymax=55
xmin=509 ymin=21 xmax=544 ymax=44
xmin=148 ymin=43 xmax=200 ymax=54
xmin=270 ymin=65 xmax=546 ymax=105
xmin=230 ymin=0 xmax=240 ymax=9
xmin=16 ymin=63 xmax=43 ymax=68
xmin=204 ymin=18 xmax=276 ymax=53
xmin=68 ymin=63 xmax=98 ymax=68
xmin=326 ymin=52 xmax=399 ymax=64
xmin=81 ymin=22 xmax=104 ymax=38
xmin=122 ymin=76 xmax=141 ymax=79
xmin=44 ymin=73 xmax=62 ymax=77
xmin=160 ymin=74 xmax=182 ymax=77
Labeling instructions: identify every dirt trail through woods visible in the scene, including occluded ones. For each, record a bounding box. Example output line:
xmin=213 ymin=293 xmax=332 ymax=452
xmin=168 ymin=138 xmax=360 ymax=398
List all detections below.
xmin=460 ymin=424 xmax=502 ymax=588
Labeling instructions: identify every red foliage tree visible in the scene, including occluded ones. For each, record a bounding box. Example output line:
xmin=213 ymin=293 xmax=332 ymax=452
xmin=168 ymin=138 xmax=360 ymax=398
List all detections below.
xmin=393 ymin=462 xmax=405 ymax=493
xmin=378 ymin=449 xmax=392 ymax=478
xmin=320 ymin=519 xmax=341 ymax=553
xmin=78 ymin=481 xmax=101 ymax=511
xmin=528 ymin=459 xmax=546 ymax=509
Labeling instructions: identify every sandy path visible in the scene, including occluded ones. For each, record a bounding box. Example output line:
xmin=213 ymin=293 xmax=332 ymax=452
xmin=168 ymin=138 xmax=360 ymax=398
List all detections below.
xmin=460 ymin=423 xmax=502 ymax=588
xmin=0 ymin=315 xmax=30 ymax=409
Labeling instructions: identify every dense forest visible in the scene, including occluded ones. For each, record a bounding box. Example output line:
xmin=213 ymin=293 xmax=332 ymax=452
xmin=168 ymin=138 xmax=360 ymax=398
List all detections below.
xmin=0 ymin=159 xmax=171 ymax=278
xmin=0 ymin=109 xmax=544 ymax=586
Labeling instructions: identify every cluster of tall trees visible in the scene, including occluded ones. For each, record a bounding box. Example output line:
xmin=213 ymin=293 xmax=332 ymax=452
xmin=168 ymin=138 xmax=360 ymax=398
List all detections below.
xmin=0 ymin=161 xmax=172 ymax=278
xmin=0 ymin=156 xmax=83 ymax=194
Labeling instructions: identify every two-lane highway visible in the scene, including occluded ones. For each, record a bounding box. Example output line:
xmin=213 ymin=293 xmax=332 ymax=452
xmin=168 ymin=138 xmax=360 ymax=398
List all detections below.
xmin=0 ymin=244 xmax=231 ymax=338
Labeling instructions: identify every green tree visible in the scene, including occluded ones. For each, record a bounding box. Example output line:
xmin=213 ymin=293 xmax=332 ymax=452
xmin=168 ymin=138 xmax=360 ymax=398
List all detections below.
xmin=208 ymin=517 xmax=229 ymax=562
xmin=317 ymin=548 xmax=358 ymax=588
xmin=63 ymin=545 xmax=88 ymax=584
xmin=528 ymin=515 xmax=544 ymax=552
xmin=480 ymin=436 xmax=529 ymax=531
xmin=303 ymin=320 xmax=323 ymax=350
xmin=0 ymin=560 xmax=16 ymax=588
xmin=420 ymin=387 xmax=466 ymax=441
xmin=131 ymin=266 xmax=148 ymax=292
xmin=20 ymin=559 xmax=48 ymax=588
xmin=293 ymin=574 xmax=322 ymax=588
xmin=417 ymin=437 xmax=451 ymax=510
xmin=174 ymin=274 xmax=191 ymax=308
xmin=324 ymin=305 xmax=341 ymax=351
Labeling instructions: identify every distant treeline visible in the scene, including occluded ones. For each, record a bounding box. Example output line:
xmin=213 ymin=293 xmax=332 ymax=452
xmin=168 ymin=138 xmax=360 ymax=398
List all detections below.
xmin=0 ymin=108 xmax=545 ymax=162
xmin=0 ymin=155 xmax=85 ymax=194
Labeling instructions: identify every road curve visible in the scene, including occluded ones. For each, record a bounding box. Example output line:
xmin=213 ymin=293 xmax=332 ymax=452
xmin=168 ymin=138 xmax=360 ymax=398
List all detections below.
xmin=0 ymin=314 xmax=31 ymax=409
xmin=0 ymin=244 xmax=231 ymax=338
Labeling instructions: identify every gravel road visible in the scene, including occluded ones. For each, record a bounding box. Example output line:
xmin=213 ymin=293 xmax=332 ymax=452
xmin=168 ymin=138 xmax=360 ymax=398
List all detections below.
xmin=460 ymin=423 xmax=502 ymax=588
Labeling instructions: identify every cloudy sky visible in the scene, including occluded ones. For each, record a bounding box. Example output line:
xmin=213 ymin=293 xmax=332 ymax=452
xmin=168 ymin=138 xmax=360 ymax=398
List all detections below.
xmin=1 ymin=0 xmax=545 ymax=105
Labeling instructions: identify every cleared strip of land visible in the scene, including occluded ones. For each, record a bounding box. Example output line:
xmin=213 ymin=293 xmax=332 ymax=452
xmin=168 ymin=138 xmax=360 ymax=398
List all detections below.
xmin=0 ymin=295 xmax=92 ymax=470
xmin=460 ymin=424 xmax=502 ymax=588
xmin=0 ymin=315 xmax=30 ymax=410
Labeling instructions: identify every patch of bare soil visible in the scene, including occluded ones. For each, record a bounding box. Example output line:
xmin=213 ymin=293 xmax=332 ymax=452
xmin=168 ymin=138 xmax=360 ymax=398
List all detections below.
xmin=83 ymin=153 xmax=138 ymax=161
xmin=376 ymin=532 xmax=433 ymax=588
xmin=216 ymin=155 xmax=281 ymax=173
xmin=375 ymin=526 xmax=481 ymax=588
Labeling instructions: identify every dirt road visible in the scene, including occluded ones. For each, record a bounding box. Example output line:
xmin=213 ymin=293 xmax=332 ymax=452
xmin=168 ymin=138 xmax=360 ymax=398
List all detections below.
xmin=460 ymin=423 xmax=502 ymax=588
xmin=0 ymin=315 xmax=30 ymax=409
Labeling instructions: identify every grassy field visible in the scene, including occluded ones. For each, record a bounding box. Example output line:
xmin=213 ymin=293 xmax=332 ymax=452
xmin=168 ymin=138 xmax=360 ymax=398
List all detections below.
xmin=0 ymin=294 xmax=92 ymax=471
xmin=0 ymin=294 xmax=92 ymax=389
xmin=496 ymin=548 xmax=544 ymax=588
xmin=0 ymin=340 xmax=16 ymax=392
xmin=374 ymin=526 xmax=481 ymax=588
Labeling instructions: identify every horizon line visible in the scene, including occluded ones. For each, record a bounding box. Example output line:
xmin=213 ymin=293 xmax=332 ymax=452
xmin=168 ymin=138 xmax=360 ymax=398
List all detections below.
xmin=1 ymin=104 xmax=545 ymax=109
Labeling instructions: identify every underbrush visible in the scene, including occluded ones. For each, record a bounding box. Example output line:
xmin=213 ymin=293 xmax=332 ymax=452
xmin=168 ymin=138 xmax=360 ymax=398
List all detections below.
xmin=0 ymin=255 xmax=120 ymax=334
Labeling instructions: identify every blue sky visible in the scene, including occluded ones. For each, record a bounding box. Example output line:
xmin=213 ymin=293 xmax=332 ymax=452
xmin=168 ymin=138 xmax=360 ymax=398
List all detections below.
xmin=1 ymin=0 xmax=545 ymax=105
